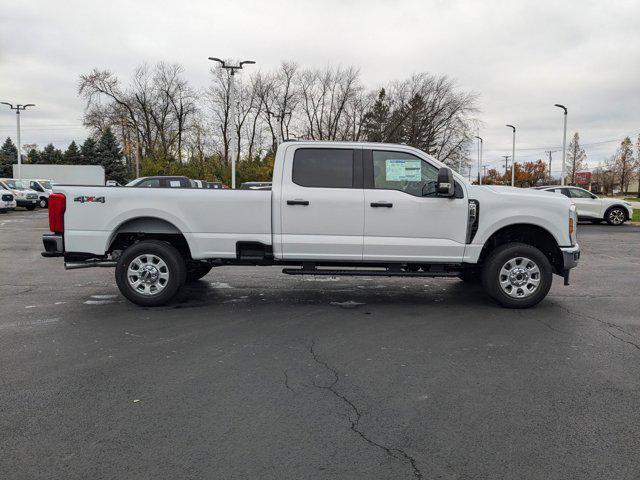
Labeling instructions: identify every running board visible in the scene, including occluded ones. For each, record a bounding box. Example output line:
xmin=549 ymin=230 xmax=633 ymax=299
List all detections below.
xmin=282 ymin=268 xmax=460 ymax=278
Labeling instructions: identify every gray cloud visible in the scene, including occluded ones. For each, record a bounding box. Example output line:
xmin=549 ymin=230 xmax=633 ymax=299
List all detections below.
xmin=1 ymin=0 xmax=638 ymax=175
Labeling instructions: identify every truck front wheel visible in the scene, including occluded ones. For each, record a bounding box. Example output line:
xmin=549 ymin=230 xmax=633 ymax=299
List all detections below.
xmin=115 ymin=240 xmax=186 ymax=307
xmin=481 ymin=242 xmax=552 ymax=309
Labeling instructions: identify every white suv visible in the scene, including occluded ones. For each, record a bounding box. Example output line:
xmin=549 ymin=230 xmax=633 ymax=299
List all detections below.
xmin=536 ymin=186 xmax=633 ymax=225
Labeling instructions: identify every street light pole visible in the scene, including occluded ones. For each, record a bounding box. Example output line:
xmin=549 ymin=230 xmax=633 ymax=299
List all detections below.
xmin=208 ymin=57 xmax=256 ymax=189
xmin=474 ymin=135 xmax=483 ymax=184
xmin=1 ymin=102 xmax=35 ymax=179
xmin=554 ymin=104 xmax=568 ymax=186
xmin=506 ymin=125 xmax=516 ymax=186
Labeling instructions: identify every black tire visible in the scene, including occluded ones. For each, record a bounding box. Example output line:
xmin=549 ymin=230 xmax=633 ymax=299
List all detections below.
xmin=26 ymin=205 xmax=36 ymax=211
xmin=186 ymin=263 xmax=213 ymax=282
xmin=605 ymin=206 xmax=627 ymax=226
xmin=0 ymin=209 xmax=6 ymax=214
xmin=39 ymin=197 xmax=48 ymax=208
xmin=458 ymin=267 xmax=481 ymax=284
xmin=115 ymin=240 xmax=186 ymax=307
xmin=481 ymin=242 xmax=553 ymax=309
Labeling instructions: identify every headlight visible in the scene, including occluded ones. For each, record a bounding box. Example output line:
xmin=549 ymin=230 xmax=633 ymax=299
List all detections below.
xmin=569 ymin=205 xmax=577 ymax=245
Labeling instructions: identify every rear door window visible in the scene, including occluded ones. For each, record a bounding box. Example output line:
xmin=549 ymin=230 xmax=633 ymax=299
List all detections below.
xmin=292 ymin=148 xmax=354 ymax=188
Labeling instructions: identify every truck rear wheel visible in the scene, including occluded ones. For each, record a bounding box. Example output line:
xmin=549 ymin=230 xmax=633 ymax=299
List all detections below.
xmin=115 ymin=240 xmax=186 ymax=307
xmin=481 ymin=242 xmax=552 ymax=309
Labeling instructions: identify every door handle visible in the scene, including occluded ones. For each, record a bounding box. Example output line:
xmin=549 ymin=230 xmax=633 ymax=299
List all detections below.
xmin=370 ymin=202 xmax=393 ymax=208
xmin=287 ymin=200 xmax=309 ymax=206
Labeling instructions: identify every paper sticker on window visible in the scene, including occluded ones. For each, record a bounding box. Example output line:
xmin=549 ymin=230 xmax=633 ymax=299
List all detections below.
xmin=169 ymin=180 xmax=181 ymax=187
xmin=385 ymin=159 xmax=422 ymax=181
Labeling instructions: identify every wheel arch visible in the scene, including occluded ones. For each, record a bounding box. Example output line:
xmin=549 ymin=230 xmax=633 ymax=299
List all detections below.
xmin=106 ymin=216 xmax=193 ymax=259
xmin=478 ymin=223 xmax=563 ymax=274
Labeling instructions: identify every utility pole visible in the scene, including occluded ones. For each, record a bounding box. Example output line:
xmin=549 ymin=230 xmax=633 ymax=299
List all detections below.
xmin=506 ymin=125 xmax=516 ymax=186
xmin=554 ymin=104 xmax=568 ymax=186
xmin=502 ymin=155 xmax=510 ymax=178
xmin=482 ymin=165 xmax=487 ymax=181
xmin=545 ymin=150 xmax=557 ymax=184
xmin=1 ymin=102 xmax=35 ymax=179
xmin=208 ymin=57 xmax=256 ymax=189
xmin=474 ymin=135 xmax=483 ymax=185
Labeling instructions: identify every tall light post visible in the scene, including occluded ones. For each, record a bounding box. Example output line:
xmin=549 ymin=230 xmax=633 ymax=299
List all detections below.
xmin=208 ymin=57 xmax=256 ymax=189
xmin=554 ymin=104 xmax=568 ymax=186
xmin=506 ymin=125 xmax=516 ymax=186
xmin=1 ymin=102 xmax=35 ymax=179
xmin=474 ymin=135 xmax=483 ymax=184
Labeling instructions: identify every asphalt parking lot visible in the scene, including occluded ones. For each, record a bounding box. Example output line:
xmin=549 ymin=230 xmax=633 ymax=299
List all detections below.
xmin=1 ymin=209 xmax=639 ymax=480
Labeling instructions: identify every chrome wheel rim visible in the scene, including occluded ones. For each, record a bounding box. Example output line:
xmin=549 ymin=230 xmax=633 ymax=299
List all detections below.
xmin=127 ymin=254 xmax=169 ymax=296
xmin=609 ymin=209 xmax=624 ymax=225
xmin=499 ymin=256 xmax=541 ymax=299
xmin=39 ymin=199 xmax=47 ymax=208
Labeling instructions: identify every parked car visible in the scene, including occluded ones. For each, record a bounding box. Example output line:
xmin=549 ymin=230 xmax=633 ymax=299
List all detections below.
xmin=25 ymin=179 xmax=53 ymax=208
xmin=240 ymin=182 xmax=272 ymax=190
xmin=0 ymin=179 xmax=39 ymax=210
xmin=0 ymin=185 xmax=16 ymax=213
xmin=42 ymin=141 xmax=580 ymax=309
xmin=534 ymin=186 xmax=633 ymax=225
xmin=106 ymin=180 xmax=122 ymax=187
xmin=126 ymin=176 xmax=193 ymax=188
xmin=206 ymin=181 xmax=224 ymax=189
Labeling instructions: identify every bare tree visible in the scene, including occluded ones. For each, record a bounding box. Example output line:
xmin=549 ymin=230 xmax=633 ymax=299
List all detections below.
xmin=614 ymin=136 xmax=637 ymax=194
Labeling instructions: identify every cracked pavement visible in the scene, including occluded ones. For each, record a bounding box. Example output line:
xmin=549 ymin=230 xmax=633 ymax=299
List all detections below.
xmin=1 ymin=210 xmax=640 ymax=479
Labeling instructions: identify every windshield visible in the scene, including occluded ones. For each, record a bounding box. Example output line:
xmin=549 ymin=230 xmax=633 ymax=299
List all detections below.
xmin=126 ymin=178 xmax=142 ymax=186
xmin=41 ymin=181 xmax=53 ymax=189
xmin=5 ymin=180 xmax=27 ymax=190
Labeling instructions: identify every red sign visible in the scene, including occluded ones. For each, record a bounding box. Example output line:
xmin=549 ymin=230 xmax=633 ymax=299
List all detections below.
xmin=575 ymin=171 xmax=591 ymax=185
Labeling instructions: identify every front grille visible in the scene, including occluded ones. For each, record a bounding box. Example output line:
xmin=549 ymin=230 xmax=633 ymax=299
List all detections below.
xmin=26 ymin=193 xmax=38 ymax=200
xmin=2 ymin=194 xmax=13 ymax=201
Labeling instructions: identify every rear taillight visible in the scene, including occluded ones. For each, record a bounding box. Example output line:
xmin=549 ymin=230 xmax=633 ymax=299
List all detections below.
xmin=48 ymin=193 xmax=66 ymax=233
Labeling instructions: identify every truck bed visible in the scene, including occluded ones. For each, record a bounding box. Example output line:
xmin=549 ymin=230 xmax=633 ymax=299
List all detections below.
xmin=54 ymin=186 xmax=272 ymax=259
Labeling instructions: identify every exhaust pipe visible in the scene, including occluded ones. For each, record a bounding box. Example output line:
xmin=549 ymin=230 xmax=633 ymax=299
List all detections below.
xmin=65 ymin=260 xmax=117 ymax=270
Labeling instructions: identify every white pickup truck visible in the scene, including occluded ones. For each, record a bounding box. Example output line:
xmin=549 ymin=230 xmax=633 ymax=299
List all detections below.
xmin=42 ymin=141 xmax=580 ymax=308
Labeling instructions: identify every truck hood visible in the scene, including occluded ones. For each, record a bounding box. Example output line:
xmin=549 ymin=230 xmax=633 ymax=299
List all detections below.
xmin=470 ymin=184 xmax=564 ymax=199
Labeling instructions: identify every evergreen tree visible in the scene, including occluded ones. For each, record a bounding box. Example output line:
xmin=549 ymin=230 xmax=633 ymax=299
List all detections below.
xmin=38 ymin=143 xmax=64 ymax=164
xmin=63 ymin=141 xmax=82 ymax=165
xmin=27 ymin=148 xmax=41 ymax=164
xmin=80 ymin=137 xmax=99 ymax=165
xmin=566 ymin=132 xmax=587 ymax=185
xmin=96 ymin=128 xmax=127 ymax=183
xmin=361 ymin=89 xmax=390 ymax=143
xmin=0 ymin=137 xmax=18 ymax=176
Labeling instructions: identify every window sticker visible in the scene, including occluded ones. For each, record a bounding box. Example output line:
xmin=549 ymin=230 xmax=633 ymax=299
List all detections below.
xmin=169 ymin=180 xmax=181 ymax=187
xmin=385 ymin=159 xmax=422 ymax=181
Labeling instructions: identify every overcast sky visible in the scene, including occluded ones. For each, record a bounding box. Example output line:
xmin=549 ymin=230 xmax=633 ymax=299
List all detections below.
xmin=1 ymin=0 xmax=639 ymax=176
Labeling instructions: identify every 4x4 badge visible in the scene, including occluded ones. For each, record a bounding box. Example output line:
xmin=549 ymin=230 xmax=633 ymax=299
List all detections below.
xmin=74 ymin=196 xmax=105 ymax=203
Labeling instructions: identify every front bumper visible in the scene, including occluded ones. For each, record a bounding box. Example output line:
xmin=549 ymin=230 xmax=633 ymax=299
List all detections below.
xmin=560 ymin=244 xmax=580 ymax=270
xmin=16 ymin=198 xmax=38 ymax=207
xmin=42 ymin=233 xmax=64 ymax=257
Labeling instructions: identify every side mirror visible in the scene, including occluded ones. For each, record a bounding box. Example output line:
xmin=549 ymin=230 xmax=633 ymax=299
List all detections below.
xmin=436 ymin=167 xmax=455 ymax=197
